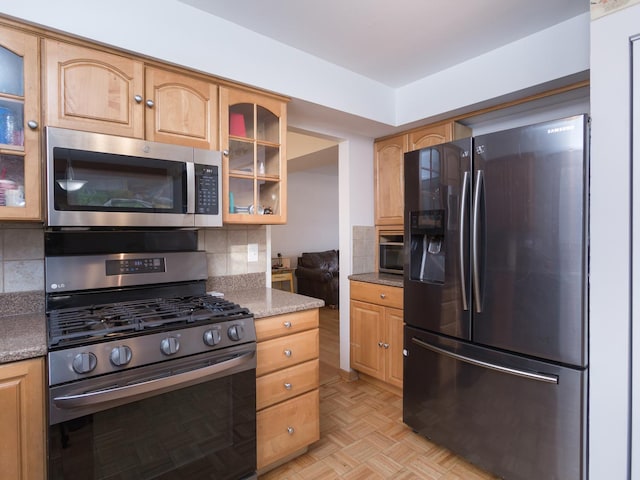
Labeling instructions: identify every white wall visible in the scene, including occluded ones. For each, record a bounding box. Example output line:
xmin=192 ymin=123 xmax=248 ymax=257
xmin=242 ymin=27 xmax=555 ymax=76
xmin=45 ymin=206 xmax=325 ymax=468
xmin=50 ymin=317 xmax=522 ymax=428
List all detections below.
xmin=0 ymin=1 xmax=588 ymax=129
xmin=590 ymin=4 xmax=638 ymax=479
xmin=270 ymin=168 xmax=339 ymax=260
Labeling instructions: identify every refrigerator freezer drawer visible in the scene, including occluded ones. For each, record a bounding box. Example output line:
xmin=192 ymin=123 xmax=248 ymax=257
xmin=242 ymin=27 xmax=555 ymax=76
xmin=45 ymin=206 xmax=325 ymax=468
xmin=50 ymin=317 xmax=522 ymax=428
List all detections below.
xmin=403 ymin=326 xmax=586 ymax=480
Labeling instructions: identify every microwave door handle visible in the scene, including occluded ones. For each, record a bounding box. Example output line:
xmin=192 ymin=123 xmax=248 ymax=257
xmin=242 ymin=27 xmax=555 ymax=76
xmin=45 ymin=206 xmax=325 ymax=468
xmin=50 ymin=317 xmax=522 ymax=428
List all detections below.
xmin=186 ymin=162 xmax=195 ymax=214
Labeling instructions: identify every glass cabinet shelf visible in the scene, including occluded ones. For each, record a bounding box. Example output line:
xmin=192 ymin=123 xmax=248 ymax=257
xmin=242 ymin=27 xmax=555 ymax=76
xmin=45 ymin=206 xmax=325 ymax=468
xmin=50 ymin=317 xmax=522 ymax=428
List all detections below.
xmin=221 ymin=87 xmax=287 ymax=224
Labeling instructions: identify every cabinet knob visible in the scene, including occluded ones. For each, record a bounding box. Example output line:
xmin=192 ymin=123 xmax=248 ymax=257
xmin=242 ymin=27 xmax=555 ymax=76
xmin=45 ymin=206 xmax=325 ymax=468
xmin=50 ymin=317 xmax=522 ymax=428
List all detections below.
xmin=383 ymin=343 xmax=390 ymax=349
xmin=380 ymin=293 xmax=386 ymax=299
xmin=378 ymin=341 xmax=384 ymax=348
xmin=287 ymin=426 xmax=295 ymax=435
xmin=284 ymin=349 xmax=292 ymax=357
xmin=145 ymin=99 xmax=155 ymax=108
xmin=134 ymin=95 xmax=143 ymax=103
xmin=284 ymin=382 xmax=292 ymax=390
xmin=27 ymin=120 xmax=38 ymax=130
xmin=283 ymin=321 xmax=292 ymax=328
xmin=223 ymin=150 xmax=229 ymax=157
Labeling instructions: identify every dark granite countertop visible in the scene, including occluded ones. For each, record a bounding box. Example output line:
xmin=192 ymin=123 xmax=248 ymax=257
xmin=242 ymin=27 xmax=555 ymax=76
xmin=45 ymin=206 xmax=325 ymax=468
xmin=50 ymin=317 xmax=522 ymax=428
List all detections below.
xmin=0 ymin=287 xmax=324 ymax=364
xmin=224 ymin=288 xmax=324 ymax=318
xmin=348 ymin=272 xmax=404 ymax=288
xmin=0 ymin=312 xmax=47 ymax=364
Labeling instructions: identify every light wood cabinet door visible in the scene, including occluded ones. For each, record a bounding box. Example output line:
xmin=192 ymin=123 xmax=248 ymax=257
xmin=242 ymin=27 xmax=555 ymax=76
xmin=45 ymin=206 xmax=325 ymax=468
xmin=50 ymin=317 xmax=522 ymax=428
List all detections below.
xmin=0 ymin=358 xmax=45 ymax=480
xmin=220 ymin=86 xmax=287 ymax=224
xmin=144 ymin=67 xmax=217 ymax=149
xmin=257 ymin=389 xmax=320 ymax=470
xmin=0 ymin=25 xmax=41 ymax=220
xmin=374 ymin=134 xmax=407 ymax=226
xmin=44 ymin=39 xmax=144 ymax=138
xmin=408 ymin=123 xmax=451 ymax=151
xmin=350 ymin=299 xmax=385 ymax=380
xmin=385 ymin=307 xmax=404 ymax=389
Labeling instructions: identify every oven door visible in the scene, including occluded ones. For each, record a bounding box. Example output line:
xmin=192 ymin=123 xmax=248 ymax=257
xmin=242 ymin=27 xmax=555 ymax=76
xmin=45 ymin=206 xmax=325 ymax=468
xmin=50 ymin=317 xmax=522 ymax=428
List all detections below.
xmin=48 ymin=344 xmax=257 ymax=480
xmin=46 ymin=127 xmax=194 ymax=228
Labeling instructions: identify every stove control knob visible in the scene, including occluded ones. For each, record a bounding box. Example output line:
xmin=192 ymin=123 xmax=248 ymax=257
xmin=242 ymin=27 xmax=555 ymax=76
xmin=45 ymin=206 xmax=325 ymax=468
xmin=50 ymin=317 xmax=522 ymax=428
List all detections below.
xmin=227 ymin=324 xmax=244 ymax=342
xmin=72 ymin=352 xmax=97 ymax=374
xmin=110 ymin=345 xmax=133 ymax=366
xmin=160 ymin=337 xmax=180 ymax=356
xmin=203 ymin=327 xmax=222 ymax=346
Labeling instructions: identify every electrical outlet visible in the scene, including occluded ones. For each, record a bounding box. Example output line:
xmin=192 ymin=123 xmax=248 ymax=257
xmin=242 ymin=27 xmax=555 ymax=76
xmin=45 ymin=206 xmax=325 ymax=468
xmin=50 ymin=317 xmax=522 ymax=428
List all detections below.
xmin=247 ymin=243 xmax=259 ymax=262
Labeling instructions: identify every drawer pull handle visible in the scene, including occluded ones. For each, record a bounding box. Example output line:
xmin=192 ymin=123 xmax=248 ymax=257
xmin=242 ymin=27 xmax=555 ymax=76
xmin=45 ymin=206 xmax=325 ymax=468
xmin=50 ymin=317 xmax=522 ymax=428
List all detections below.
xmin=284 ymin=349 xmax=292 ymax=357
xmin=287 ymin=426 xmax=295 ymax=435
xmin=283 ymin=321 xmax=292 ymax=328
xmin=380 ymin=293 xmax=386 ymax=299
xmin=378 ymin=341 xmax=384 ymax=348
xmin=284 ymin=382 xmax=292 ymax=390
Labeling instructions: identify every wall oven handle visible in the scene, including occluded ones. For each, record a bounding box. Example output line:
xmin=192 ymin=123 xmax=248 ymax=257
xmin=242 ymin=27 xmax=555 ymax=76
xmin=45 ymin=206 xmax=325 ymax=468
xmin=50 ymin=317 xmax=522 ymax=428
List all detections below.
xmin=411 ymin=337 xmax=558 ymax=384
xmin=53 ymin=350 xmax=255 ymax=409
xmin=459 ymin=171 xmax=470 ymax=311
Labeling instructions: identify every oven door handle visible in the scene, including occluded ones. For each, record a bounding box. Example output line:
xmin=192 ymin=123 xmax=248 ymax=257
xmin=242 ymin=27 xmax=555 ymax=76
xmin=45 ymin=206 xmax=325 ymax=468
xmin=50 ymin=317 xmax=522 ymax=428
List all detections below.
xmin=53 ymin=350 xmax=255 ymax=409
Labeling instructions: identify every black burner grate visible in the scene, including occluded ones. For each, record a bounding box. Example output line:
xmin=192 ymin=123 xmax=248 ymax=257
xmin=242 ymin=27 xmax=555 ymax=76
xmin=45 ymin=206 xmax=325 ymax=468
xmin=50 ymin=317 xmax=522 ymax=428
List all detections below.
xmin=48 ymin=295 xmax=250 ymax=348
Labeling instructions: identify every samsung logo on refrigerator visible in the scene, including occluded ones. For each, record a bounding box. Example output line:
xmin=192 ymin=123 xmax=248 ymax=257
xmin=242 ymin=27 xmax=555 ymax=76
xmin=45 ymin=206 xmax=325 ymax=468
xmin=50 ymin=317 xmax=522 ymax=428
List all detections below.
xmin=547 ymin=125 xmax=575 ymax=134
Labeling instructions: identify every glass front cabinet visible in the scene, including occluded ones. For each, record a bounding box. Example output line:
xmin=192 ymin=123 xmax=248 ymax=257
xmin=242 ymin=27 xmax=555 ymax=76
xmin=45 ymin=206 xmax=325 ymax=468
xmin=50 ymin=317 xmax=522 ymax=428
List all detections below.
xmin=220 ymin=87 xmax=287 ymax=224
xmin=0 ymin=25 xmax=41 ymax=220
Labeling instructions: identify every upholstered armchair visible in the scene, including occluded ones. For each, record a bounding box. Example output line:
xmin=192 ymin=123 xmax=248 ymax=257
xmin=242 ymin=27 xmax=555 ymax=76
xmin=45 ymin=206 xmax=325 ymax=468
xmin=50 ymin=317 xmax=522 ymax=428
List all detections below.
xmin=295 ymin=249 xmax=339 ymax=308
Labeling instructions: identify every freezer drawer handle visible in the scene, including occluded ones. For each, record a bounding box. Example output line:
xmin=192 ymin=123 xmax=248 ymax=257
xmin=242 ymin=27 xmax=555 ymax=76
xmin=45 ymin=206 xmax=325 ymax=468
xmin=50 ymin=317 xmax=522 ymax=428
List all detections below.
xmin=411 ymin=337 xmax=558 ymax=384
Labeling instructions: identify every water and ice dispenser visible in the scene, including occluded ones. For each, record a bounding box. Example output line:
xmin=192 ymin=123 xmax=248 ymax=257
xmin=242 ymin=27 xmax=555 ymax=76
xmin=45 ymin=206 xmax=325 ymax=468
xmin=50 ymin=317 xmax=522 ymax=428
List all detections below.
xmin=409 ymin=209 xmax=445 ymax=284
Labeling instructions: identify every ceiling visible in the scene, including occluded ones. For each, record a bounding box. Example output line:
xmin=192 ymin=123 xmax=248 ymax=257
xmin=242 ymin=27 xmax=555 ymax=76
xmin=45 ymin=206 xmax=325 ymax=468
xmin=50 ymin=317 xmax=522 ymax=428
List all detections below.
xmin=180 ymin=0 xmax=588 ymax=88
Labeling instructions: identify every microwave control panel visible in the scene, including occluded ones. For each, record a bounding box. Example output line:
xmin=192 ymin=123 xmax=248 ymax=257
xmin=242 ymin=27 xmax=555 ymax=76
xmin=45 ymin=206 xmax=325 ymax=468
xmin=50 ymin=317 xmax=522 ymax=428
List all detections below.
xmin=194 ymin=164 xmax=219 ymax=215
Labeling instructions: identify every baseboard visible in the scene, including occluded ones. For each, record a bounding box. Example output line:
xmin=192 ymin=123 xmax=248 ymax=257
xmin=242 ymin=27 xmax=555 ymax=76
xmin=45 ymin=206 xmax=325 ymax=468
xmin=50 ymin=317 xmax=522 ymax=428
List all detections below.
xmin=338 ymin=368 xmax=359 ymax=382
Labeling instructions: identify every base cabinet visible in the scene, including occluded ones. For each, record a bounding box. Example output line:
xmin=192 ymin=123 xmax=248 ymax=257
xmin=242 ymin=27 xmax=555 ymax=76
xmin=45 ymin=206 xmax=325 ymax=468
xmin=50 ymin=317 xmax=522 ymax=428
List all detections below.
xmin=255 ymin=309 xmax=320 ymax=472
xmin=0 ymin=357 xmax=45 ymax=480
xmin=350 ymin=281 xmax=404 ymax=389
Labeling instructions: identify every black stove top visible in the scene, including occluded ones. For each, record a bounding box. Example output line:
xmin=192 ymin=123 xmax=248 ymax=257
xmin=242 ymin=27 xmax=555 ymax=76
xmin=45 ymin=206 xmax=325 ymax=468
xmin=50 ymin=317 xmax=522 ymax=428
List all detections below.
xmin=48 ymin=295 xmax=251 ymax=349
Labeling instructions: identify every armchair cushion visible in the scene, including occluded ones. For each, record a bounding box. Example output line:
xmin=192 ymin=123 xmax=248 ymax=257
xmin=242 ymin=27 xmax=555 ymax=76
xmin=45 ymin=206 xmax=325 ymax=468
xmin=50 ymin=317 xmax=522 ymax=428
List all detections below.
xmin=295 ymin=249 xmax=339 ymax=307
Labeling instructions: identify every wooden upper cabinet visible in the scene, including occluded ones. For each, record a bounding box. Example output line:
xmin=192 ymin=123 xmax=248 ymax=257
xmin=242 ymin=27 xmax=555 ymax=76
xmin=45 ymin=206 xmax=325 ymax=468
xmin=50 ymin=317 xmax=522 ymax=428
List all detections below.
xmin=374 ymin=121 xmax=471 ymax=227
xmin=220 ymin=86 xmax=287 ymax=224
xmin=43 ymin=39 xmax=144 ymax=138
xmin=408 ymin=122 xmax=471 ymax=151
xmin=0 ymin=25 xmax=42 ymax=221
xmin=144 ymin=67 xmax=217 ymax=149
xmin=44 ymin=41 xmax=218 ymax=149
xmin=374 ymin=134 xmax=407 ymax=226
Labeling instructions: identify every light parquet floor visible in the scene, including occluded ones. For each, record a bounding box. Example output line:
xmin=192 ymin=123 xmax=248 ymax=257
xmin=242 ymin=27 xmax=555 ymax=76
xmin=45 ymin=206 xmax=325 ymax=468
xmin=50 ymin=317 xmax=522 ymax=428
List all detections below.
xmin=259 ymin=307 xmax=499 ymax=480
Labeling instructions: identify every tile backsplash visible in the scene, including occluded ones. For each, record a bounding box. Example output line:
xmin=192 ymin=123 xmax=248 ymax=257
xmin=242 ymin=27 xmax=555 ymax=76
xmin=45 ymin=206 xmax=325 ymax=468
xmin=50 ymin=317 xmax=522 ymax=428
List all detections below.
xmin=0 ymin=224 xmax=44 ymax=293
xmin=352 ymin=225 xmax=375 ymax=274
xmin=0 ymin=224 xmax=268 ymax=295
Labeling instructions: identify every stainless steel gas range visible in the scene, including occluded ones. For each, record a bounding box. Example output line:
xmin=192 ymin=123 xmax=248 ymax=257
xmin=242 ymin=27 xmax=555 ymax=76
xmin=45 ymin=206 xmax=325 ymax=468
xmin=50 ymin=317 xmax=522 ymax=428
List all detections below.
xmin=44 ymin=230 xmax=257 ymax=480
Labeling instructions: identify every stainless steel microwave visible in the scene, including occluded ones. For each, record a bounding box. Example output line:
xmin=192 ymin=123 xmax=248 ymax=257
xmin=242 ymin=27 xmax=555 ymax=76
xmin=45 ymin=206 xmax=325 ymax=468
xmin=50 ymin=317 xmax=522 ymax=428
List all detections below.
xmin=45 ymin=127 xmax=222 ymax=228
xmin=379 ymin=232 xmax=404 ymax=275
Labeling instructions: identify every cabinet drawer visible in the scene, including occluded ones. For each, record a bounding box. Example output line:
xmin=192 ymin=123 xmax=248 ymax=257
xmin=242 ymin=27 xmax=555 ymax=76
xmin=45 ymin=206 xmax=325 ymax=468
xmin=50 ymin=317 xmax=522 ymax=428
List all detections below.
xmin=257 ymin=329 xmax=319 ymax=376
xmin=256 ymin=359 xmax=319 ymax=410
xmin=257 ymin=389 xmax=320 ymax=470
xmin=255 ymin=309 xmax=319 ymax=342
xmin=351 ymin=281 xmax=403 ymax=309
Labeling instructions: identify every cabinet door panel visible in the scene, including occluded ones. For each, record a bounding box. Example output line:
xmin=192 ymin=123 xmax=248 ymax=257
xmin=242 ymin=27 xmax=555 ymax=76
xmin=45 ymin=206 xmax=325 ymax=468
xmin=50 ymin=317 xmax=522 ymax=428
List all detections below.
xmin=44 ymin=40 xmax=144 ymax=138
xmin=385 ymin=307 xmax=404 ymax=388
xmin=374 ymin=135 xmax=406 ymax=226
xmin=0 ymin=358 xmax=45 ymax=480
xmin=145 ymin=67 xmax=217 ymax=149
xmin=350 ymin=300 xmax=384 ymax=379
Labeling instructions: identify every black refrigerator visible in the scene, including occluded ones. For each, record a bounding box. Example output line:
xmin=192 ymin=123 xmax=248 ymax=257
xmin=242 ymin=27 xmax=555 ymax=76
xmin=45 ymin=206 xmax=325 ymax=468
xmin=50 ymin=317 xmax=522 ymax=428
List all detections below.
xmin=402 ymin=115 xmax=588 ymax=480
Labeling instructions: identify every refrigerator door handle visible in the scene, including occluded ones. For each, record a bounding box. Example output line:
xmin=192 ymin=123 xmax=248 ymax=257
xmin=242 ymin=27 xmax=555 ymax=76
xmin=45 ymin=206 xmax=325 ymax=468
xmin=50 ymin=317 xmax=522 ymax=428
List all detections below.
xmin=411 ymin=337 xmax=559 ymax=384
xmin=459 ymin=171 xmax=470 ymax=311
xmin=472 ymin=169 xmax=484 ymax=313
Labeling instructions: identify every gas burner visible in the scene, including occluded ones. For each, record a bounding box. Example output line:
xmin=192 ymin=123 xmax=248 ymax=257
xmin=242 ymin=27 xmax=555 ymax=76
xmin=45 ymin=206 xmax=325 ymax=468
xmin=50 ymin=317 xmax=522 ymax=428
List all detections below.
xmin=47 ymin=295 xmax=251 ymax=348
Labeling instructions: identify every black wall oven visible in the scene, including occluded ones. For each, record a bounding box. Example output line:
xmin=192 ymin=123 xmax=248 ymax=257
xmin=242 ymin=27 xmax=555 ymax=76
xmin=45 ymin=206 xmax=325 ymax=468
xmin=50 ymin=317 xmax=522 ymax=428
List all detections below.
xmin=45 ymin=230 xmax=256 ymax=480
